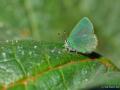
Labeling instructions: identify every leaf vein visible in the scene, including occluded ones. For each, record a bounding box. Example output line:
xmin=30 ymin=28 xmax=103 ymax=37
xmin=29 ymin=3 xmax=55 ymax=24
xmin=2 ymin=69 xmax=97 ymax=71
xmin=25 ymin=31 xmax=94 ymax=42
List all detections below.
xmin=12 ymin=47 xmax=27 ymax=76
xmin=59 ymin=69 xmax=68 ymax=90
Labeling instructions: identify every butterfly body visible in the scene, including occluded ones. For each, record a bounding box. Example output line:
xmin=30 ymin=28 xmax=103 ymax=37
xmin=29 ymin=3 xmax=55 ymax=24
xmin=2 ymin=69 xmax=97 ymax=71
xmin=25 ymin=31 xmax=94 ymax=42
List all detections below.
xmin=65 ymin=17 xmax=98 ymax=53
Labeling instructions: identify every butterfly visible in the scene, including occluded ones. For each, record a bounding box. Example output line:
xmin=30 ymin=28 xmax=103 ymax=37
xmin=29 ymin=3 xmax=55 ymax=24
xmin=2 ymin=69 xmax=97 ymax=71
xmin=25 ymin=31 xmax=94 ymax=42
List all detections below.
xmin=65 ymin=17 xmax=98 ymax=53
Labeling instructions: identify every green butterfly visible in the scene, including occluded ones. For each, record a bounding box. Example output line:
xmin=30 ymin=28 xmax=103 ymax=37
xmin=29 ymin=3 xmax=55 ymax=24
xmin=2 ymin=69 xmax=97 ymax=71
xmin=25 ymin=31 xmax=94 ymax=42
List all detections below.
xmin=65 ymin=17 xmax=98 ymax=53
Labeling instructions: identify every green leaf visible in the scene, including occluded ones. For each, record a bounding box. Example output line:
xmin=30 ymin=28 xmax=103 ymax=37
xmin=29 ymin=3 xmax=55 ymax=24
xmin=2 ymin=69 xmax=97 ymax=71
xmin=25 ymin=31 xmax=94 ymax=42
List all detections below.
xmin=0 ymin=40 xmax=119 ymax=90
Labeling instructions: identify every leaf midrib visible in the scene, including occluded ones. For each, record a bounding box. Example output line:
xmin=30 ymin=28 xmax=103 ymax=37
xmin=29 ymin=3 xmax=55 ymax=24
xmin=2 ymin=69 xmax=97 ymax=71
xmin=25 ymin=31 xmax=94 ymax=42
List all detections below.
xmin=5 ymin=59 xmax=91 ymax=89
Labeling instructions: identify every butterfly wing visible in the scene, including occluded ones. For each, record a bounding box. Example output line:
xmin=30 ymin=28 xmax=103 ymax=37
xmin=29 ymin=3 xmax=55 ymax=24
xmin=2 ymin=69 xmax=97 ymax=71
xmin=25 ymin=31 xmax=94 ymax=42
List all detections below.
xmin=67 ymin=17 xmax=97 ymax=53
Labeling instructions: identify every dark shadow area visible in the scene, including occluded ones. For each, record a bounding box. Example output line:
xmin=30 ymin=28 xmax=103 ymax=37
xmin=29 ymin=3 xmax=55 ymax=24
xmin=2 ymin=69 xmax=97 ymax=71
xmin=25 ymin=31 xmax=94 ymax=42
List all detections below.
xmin=82 ymin=52 xmax=102 ymax=59
xmin=88 ymin=87 xmax=119 ymax=90
xmin=70 ymin=51 xmax=102 ymax=59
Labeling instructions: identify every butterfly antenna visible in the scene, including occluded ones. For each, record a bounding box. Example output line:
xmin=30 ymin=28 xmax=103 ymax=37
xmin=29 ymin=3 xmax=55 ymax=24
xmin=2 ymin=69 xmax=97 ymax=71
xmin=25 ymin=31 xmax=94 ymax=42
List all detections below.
xmin=62 ymin=30 xmax=68 ymax=41
xmin=57 ymin=31 xmax=68 ymax=42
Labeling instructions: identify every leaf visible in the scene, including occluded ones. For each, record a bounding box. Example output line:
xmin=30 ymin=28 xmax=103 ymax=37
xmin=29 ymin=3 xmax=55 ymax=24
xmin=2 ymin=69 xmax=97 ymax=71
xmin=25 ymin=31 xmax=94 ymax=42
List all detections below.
xmin=0 ymin=40 xmax=119 ymax=90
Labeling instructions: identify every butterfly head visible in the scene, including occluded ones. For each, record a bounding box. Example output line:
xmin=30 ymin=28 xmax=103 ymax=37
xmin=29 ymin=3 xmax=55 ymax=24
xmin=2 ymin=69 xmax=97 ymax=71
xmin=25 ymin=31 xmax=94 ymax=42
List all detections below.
xmin=64 ymin=40 xmax=76 ymax=52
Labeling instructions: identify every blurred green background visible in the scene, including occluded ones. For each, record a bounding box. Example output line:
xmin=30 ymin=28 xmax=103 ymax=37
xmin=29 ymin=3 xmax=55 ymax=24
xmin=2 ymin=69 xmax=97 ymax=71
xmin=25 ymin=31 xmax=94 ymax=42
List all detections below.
xmin=0 ymin=0 xmax=120 ymax=68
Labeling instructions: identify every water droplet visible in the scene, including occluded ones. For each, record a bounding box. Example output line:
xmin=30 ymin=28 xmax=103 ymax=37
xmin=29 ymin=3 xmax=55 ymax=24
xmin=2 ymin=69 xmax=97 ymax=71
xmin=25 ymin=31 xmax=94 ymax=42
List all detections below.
xmin=34 ymin=45 xmax=37 ymax=49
